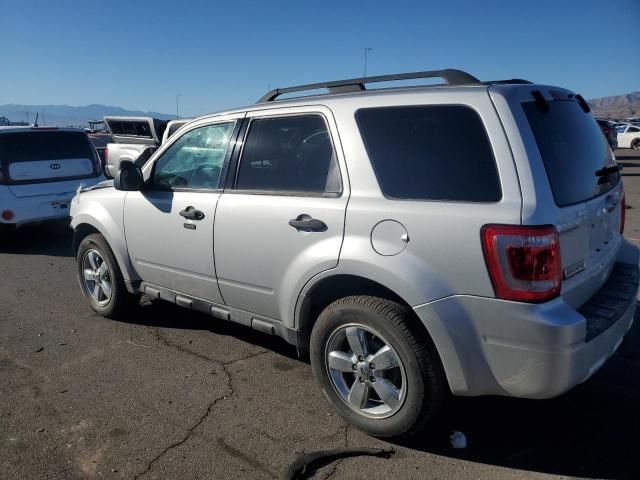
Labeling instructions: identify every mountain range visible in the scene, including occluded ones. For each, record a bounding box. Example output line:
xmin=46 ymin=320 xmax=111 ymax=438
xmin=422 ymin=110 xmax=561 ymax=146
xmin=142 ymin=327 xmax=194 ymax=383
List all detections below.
xmin=0 ymin=104 xmax=175 ymax=127
xmin=1 ymin=92 xmax=638 ymax=127
xmin=588 ymin=92 xmax=640 ymax=119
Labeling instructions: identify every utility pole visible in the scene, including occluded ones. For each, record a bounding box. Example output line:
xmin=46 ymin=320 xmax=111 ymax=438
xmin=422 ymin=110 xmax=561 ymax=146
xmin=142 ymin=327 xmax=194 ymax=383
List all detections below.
xmin=176 ymin=94 xmax=182 ymax=119
xmin=363 ymin=48 xmax=372 ymax=78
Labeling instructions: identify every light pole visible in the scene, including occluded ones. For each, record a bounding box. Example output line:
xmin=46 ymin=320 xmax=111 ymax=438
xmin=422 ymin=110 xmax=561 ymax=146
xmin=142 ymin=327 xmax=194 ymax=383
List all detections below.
xmin=363 ymin=48 xmax=372 ymax=78
xmin=176 ymin=94 xmax=182 ymax=119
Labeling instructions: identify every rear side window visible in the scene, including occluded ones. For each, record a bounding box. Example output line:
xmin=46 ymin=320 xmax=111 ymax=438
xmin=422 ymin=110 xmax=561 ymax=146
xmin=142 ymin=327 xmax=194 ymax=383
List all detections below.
xmin=235 ymin=115 xmax=341 ymax=195
xmin=356 ymin=106 xmax=501 ymax=202
xmin=523 ymin=100 xmax=619 ymax=206
xmin=0 ymin=131 xmax=94 ymax=164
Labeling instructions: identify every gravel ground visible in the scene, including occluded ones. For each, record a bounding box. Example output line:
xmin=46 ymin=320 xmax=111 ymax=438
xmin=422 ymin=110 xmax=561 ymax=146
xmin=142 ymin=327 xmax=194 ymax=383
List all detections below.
xmin=1 ymin=150 xmax=640 ymax=480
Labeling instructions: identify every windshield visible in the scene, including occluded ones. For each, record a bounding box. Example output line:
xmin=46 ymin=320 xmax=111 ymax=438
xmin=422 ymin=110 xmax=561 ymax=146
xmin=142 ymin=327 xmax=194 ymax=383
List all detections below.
xmin=523 ymin=100 xmax=619 ymax=206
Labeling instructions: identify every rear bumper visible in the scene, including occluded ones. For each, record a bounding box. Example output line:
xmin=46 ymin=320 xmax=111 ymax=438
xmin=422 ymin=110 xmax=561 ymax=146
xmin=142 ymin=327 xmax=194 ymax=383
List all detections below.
xmin=0 ymin=178 xmax=103 ymax=227
xmin=415 ymin=240 xmax=639 ymax=399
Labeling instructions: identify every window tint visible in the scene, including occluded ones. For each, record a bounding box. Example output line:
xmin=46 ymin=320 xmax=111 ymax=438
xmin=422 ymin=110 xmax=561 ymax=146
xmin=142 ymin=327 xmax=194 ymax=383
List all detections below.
xmin=0 ymin=131 xmax=94 ymax=164
xmin=523 ymin=100 xmax=619 ymax=206
xmin=236 ymin=115 xmax=341 ymax=194
xmin=629 ymin=127 xmax=640 ymax=133
xmin=108 ymin=120 xmax=153 ymax=138
xmin=355 ymin=106 xmax=501 ymax=202
xmin=152 ymin=122 xmax=235 ymax=189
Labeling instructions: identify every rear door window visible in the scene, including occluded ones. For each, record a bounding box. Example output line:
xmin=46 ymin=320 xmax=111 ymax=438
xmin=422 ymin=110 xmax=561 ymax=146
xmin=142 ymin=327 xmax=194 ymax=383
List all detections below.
xmin=235 ymin=115 xmax=341 ymax=195
xmin=355 ymin=105 xmax=501 ymax=202
xmin=523 ymin=100 xmax=619 ymax=206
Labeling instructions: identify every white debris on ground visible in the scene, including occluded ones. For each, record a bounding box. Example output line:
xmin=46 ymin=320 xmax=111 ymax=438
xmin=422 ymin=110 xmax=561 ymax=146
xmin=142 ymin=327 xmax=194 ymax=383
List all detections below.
xmin=450 ymin=431 xmax=467 ymax=449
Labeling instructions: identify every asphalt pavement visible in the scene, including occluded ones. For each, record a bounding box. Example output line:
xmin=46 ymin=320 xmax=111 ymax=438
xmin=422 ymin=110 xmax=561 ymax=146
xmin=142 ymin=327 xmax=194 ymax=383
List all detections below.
xmin=2 ymin=150 xmax=640 ymax=480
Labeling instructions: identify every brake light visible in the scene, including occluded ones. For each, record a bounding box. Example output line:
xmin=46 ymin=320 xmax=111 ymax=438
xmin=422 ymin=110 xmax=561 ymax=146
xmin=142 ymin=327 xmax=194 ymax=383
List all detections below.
xmin=620 ymin=194 xmax=626 ymax=235
xmin=481 ymin=225 xmax=561 ymax=303
xmin=2 ymin=210 xmax=14 ymax=221
xmin=104 ymin=147 xmax=108 ymax=162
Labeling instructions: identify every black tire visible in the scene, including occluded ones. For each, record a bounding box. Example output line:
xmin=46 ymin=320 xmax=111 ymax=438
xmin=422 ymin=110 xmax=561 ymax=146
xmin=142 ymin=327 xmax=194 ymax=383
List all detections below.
xmin=632 ymin=139 xmax=640 ymax=151
xmin=76 ymin=233 xmax=137 ymax=319
xmin=0 ymin=224 xmax=16 ymax=244
xmin=310 ymin=295 xmax=447 ymax=438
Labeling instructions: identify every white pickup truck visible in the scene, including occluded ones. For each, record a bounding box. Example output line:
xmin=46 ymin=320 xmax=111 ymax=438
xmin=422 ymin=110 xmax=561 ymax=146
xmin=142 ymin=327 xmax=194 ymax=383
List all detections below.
xmin=104 ymin=117 xmax=192 ymax=178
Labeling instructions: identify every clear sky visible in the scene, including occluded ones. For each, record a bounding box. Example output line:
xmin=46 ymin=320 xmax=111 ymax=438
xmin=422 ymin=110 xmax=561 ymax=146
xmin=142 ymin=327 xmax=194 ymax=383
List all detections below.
xmin=1 ymin=0 xmax=638 ymax=117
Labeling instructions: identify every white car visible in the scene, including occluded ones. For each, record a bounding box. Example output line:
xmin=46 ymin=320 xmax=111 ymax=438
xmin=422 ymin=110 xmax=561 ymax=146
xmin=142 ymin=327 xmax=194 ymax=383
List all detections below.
xmin=0 ymin=126 xmax=104 ymax=234
xmin=616 ymin=124 xmax=640 ymax=150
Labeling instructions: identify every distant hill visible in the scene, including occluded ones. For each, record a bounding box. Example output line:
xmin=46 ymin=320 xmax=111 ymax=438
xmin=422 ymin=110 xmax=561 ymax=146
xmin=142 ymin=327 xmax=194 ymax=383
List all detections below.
xmin=0 ymin=104 xmax=174 ymax=127
xmin=589 ymin=92 xmax=640 ymax=120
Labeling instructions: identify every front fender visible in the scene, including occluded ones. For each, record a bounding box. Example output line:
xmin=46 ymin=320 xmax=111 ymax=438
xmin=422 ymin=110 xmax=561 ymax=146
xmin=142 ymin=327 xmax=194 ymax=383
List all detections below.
xmin=70 ymin=191 xmax=139 ymax=287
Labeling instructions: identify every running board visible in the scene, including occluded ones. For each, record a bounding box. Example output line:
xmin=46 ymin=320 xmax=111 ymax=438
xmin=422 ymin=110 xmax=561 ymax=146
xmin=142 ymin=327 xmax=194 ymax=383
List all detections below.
xmin=139 ymin=283 xmax=300 ymax=347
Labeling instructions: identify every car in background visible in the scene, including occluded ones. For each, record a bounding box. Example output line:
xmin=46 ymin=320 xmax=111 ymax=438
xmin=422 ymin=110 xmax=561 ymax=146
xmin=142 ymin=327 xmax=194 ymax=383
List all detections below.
xmin=0 ymin=127 xmax=104 ymax=234
xmin=103 ymin=116 xmax=168 ymax=178
xmin=87 ymin=132 xmax=112 ymax=174
xmin=596 ymin=119 xmax=618 ymax=150
xmin=162 ymin=118 xmax=193 ymax=144
xmin=616 ymin=124 xmax=640 ymax=150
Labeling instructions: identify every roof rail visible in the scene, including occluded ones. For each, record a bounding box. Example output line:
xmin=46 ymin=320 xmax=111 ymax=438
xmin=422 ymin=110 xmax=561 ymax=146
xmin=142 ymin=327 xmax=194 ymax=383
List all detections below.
xmin=257 ymin=69 xmax=481 ymax=103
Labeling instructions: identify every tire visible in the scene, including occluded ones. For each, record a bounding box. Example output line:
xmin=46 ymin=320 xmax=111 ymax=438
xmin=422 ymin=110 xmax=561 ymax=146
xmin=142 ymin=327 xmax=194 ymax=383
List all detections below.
xmin=0 ymin=224 xmax=16 ymax=244
xmin=632 ymin=139 xmax=640 ymax=151
xmin=76 ymin=233 xmax=136 ymax=319
xmin=310 ymin=295 xmax=447 ymax=438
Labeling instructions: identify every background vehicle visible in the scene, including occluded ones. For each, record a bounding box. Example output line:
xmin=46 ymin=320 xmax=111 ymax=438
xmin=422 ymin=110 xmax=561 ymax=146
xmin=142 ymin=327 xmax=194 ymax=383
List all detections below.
xmin=0 ymin=126 xmax=103 ymax=234
xmin=616 ymin=124 xmax=640 ymax=149
xmin=596 ymin=119 xmax=618 ymax=149
xmin=103 ymin=116 xmax=168 ymax=178
xmin=162 ymin=118 xmax=193 ymax=144
xmin=71 ymin=70 xmax=638 ymax=438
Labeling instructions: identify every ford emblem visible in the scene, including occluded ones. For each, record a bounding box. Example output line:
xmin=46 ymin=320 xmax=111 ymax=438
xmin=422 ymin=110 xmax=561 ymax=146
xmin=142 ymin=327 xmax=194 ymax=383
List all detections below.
xmin=50 ymin=163 xmax=61 ymax=170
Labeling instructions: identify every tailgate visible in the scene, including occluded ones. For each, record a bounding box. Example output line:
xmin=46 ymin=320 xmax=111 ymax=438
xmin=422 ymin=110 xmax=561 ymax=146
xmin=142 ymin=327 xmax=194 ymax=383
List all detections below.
xmin=496 ymin=85 xmax=624 ymax=307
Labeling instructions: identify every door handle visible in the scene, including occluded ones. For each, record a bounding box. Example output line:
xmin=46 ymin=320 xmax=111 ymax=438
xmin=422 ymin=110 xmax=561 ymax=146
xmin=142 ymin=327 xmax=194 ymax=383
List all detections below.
xmin=288 ymin=214 xmax=327 ymax=232
xmin=179 ymin=206 xmax=205 ymax=221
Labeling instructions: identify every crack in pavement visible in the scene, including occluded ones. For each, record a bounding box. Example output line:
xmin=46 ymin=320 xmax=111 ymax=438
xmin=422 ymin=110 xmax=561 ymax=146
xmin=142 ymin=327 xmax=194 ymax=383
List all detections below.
xmin=322 ymin=424 xmax=350 ymax=480
xmin=133 ymin=360 xmax=233 ymax=480
xmin=132 ymin=329 xmax=271 ymax=479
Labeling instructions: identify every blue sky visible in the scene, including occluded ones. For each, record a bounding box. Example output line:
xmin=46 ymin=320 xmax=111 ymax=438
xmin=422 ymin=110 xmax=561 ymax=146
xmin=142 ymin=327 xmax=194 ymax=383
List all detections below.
xmin=0 ymin=0 xmax=638 ymax=116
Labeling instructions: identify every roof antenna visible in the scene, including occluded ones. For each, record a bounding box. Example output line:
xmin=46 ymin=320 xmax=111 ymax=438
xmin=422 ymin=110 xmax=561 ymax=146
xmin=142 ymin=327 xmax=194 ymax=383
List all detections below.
xmin=33 ymin=112 xmax=39 ymax=127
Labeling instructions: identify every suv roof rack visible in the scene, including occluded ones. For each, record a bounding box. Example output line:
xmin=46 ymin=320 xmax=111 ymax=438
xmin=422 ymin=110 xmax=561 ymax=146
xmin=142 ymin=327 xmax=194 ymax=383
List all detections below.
xmin=257 ymin=68 xmax=481 ymax=103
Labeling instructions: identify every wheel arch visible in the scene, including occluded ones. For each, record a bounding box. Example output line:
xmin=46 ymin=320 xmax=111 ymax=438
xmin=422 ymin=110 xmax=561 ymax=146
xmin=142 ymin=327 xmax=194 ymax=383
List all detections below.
xmin=71 ymin=217 xmax=139 ymax=291
xmin=296 ymin=274 xmax=428 ymax=349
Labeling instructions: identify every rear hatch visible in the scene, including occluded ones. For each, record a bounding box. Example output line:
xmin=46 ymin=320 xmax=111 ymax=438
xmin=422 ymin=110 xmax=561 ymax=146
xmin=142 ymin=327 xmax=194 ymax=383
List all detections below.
xmin=492 ymin=86 xmax=623 ymax=307
xmin=0 ymin=130 xmax=99 ymax=197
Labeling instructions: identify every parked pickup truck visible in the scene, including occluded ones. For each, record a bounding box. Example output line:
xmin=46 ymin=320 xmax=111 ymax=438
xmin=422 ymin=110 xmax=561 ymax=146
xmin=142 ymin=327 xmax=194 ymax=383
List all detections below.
xmin=103 ymin=116 xmax=168 ymax=178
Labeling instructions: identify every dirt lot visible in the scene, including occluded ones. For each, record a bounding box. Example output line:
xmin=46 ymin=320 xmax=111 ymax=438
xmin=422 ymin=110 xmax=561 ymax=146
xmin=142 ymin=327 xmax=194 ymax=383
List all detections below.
xmin=2 ymin=150 xmax=640 ymax=480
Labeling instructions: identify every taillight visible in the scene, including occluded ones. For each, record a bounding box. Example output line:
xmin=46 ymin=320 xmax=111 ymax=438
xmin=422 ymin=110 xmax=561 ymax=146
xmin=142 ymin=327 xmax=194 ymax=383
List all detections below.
xmin=2 ymin=210 xmax=14 ymax=221
xmin=620 ymin=194 xmax=626 ymax=235
xmin=104 ymin=147 xmax=108 ymax=162
xmin=481 ymin=224 xmax=562 ymax=303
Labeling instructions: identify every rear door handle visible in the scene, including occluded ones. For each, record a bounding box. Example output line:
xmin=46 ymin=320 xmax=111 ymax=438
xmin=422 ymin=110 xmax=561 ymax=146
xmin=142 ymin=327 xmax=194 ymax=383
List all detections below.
xmin=289 ymin=214 xmax=327 ymax=232
xmin=179 ymin=206 xmax=205 ymax=220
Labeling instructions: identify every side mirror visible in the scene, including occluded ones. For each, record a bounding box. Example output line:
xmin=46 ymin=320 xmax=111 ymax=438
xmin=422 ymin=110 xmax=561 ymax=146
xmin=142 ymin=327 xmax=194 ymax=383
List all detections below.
xmin=114 ymin=161 xmax=144 ymax=191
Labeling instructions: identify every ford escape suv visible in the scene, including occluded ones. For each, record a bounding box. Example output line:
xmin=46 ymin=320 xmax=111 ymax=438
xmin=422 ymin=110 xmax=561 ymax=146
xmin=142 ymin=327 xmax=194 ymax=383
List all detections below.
xmin=70 ymin=69 xmax=639 ymax=438
xmin=0 ymin=127 xmax=103 ymax=235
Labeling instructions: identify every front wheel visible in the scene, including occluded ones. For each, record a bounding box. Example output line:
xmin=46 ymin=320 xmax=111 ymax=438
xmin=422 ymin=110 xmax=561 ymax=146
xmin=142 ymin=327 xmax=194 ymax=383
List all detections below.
xmin=310 ymin=296 xmax=447 ymax=438
xmin=632 ymin=139 xmax=640 ymax=151
xmin=76 ymin=233 xmax=136 ymax=318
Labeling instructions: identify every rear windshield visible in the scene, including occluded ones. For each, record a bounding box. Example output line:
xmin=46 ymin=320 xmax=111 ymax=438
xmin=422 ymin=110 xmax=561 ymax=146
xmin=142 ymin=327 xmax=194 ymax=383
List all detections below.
xmin=523 ymin=100 xmax=619 ymax=206
xmin=0 ymin=131 xmax=95 ymax=165
xmin=356 ymin=105 xmax=501 ymax=202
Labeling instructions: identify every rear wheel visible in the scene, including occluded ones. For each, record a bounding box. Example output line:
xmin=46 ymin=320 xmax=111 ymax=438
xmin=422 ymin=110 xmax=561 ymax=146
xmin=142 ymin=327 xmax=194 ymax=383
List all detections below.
xmin=632 ymin=139 xmax=640 ymax=150
xmin=0 ymin=224 xmax=16 ymax=244
xmin=310 ymin=296 xmax=447 ymax=438
xmin=76 ymin=233 xmax=137 ymax=318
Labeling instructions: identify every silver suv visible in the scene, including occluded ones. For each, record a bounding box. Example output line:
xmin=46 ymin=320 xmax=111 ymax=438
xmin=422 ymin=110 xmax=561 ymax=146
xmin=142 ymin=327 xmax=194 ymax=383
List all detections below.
xmin=70 ymin=69 xmax=639 ymax=438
